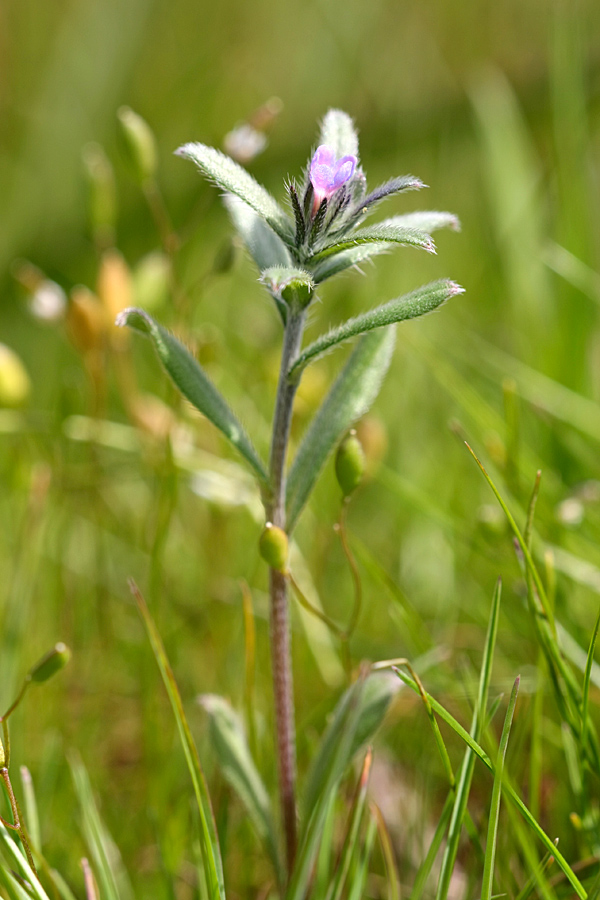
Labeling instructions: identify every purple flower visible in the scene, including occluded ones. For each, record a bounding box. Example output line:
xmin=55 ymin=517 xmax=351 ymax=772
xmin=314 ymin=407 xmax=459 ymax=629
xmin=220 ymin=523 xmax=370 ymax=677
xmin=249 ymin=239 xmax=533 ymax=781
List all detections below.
xmin=309 ymin=145 xmax=357 ymax=213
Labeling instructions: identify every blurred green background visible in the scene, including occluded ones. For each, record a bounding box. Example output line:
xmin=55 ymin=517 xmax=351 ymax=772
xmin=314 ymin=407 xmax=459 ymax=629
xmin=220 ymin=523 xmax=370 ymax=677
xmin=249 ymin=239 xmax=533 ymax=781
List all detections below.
xmin=2 ymin=0 xmax=600 ymax=895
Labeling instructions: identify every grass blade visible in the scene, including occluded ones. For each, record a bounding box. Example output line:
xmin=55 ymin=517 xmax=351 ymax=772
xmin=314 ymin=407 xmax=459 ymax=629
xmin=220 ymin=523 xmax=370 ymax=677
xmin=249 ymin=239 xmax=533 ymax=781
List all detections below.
xmin=326 ymin=749 xmax=372 ymax=900
xmin=70 ymin=755 xmax=133 ymax=900
xmin=481 ymin=675 xmax=520 ymax=900
xmin=393 ymin=670 xmax=586 ymax=899
xmin=131 ymin=582 xmax=226 ymax=900
xmin=435 ymin=578 xmax=502 ymax=900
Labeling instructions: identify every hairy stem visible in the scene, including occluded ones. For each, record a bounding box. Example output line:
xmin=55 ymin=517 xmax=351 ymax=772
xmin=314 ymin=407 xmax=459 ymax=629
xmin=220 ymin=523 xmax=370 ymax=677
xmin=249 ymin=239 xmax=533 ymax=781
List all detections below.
xmin=268 ymin=309 xmax=305 ymax=876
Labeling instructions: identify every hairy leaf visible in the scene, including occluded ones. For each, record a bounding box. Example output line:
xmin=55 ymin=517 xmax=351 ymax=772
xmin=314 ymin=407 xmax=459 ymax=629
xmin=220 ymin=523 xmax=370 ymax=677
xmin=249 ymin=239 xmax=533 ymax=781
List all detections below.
xmin=319 ymin=109 xmax=359 ymax=160
xmin=224 ymin=195 xmax=292 ymax=271
xmin=289 ymin=280 xmax=463 ymax=379
xmin=358 ymin=175 xmax=425 ymax=210
xmin=383 ymin=211 xmax=461 ymax=233
xmin=176 ymin=143 xmax=293 ymax=244
xmin=286 ymin=327 xmax=395 ymax=530
xmin=311 ymin=223 xmax=435 ymax=261
xmin=117 ymin=308 xmax=268 ymax=485
xmin=311 ymin=243 xmax=392 ymax=283
xmin=199 ymin=695 xmax=284 ymax=888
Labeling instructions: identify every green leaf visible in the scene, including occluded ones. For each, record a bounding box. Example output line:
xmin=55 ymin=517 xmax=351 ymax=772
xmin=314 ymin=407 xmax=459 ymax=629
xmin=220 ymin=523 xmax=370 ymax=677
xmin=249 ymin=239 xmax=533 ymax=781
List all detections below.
xmin=176 ymin=143 xmax=293 ymax=244
xmin=70 ymin=754 xmax=134 ymax=900
xmin=394 ymin=669 xmax=587 ymax=900
xmin=117 ymin=308 xmax=268 ymax=485
xmin=319 ymin=109 xmax=359 ymax=159
xmin=132 ymin=582 xmax=226 ymax=900
xmin=311 ymin=243 xmax=391 ymax=283
xmin=481 ymin=676 xmax=520 ymax=900
xmin=286 ymin=327 xmax=395 ymax=531
xmin=383 ymin=211 xmax=460 ymax=233
xmin=435 ymin=578 xmax=502 ymax=900
xmin=199 ymin=694 xmax=284 ymax=888
xmin=288 ymin=673 xmax=396 ymax=900
xmin=327 ymin=751 xmax=372 ymax=900
xmin=302 ymin=672 xmax=398 ymax=822
xmin=0 ymin=822 xmax=51 ymax=900
xmin=289 ymin=280 xmax=462 ymax=379
xmin=260 ymin=267 xmax=315 ymax=308
xmin=310 ymin=223 xmax=435 ymax=261
xmin=223 ymin=195 xmax=292 ymax=271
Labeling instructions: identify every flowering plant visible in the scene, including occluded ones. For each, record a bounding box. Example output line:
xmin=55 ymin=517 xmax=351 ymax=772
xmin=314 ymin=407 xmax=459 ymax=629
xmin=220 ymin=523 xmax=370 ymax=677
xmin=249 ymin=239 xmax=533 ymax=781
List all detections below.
xmin=118 ymin=109 xmax=461 ymax=895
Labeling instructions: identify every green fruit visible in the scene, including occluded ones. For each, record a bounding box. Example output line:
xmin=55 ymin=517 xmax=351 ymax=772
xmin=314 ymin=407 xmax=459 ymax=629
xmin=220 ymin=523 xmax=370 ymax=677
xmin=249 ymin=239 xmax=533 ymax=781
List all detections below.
xmin=335 ymin=430 xmax=365 ymax=497
xmin=259 ymin=523 xmax=289 ymax=572
xmin=28 ymin=643 xmax=71 ymax=684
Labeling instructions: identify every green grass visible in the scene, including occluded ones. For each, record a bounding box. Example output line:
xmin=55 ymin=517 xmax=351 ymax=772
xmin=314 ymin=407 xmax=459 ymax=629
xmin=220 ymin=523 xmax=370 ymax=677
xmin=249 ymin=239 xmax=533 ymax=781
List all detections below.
xmin=1 ymin=0 xmax=600 ymax=897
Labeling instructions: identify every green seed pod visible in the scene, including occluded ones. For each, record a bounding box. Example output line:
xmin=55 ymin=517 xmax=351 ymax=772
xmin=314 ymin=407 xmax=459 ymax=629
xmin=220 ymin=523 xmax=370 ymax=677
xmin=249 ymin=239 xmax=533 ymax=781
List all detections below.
xmin=82 ymin=142 xmax=117 ymax=246
xmin=28 ymin=643 xmax=71 ymax=684
xmin=117 ymin=106 xmax=158 ymax=183
xmin=259 ymin=523 xmax=289 ymax=572
xmin=335 ymin=430 xmax=366 ymax=497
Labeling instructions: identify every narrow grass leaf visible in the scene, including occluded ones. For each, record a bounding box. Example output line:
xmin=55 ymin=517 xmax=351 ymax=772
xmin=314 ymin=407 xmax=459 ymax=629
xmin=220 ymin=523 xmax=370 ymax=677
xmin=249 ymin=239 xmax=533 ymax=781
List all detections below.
xmin=481 ymin=676 xmax=520 ymax=900
xmin=347 ymin=816 xmax=377 ymax=900
xmin=581 ymin=604 xmax=600 ymax=754
xmin=289 ymin=280 xmax=462 ymax=380
xmin=287 ymin=327 xmax=395 ymax=531
xmin=117 ymin=308 xmax=268 ymax=485
xmin=20 ymin=767 xmax=41 ymax=853
xmin=411 ymin=794 xmax=453 ymax=900
xmin=326 ymin=749 xmax=372 ymax=900
xmin=0 ymin=822 xmax=50 ymax=900
xmin=176 ymin=143 xmax=293 ymax=244
xmin=198 ymin=694 xmax=284 ymax=888
xmin=394 ymin=670 xmax=587 ymax=899
xmin=372 ymin=803 xmax=400 ymax=900
xmin=132 ymin=583 xmax=225 ymax=900
xmin=310 ymin=224 xmax=435 ymax=261
xmin=435 ymin=578 xmax=502 ymax=900
xmin=0 ymin=864 xmax=36 ymax=900
xmin=70 ymin=755 xmax=133 ymax=900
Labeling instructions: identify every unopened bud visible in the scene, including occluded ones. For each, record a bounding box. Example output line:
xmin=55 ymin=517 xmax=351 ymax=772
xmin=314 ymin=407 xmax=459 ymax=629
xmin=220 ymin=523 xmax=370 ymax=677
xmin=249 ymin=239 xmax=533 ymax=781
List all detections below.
xmin=259 ymin=523 xmax=289 ymax=573
xmin=28 ymin=643 xmax=71 ymax=684
xmin=335 ymin=430 xmax=365 ymax=497
xmin=0 ymin=344 xmax=31 ymax=408
xmin=117 ymin=107 xmax=158 ymax=183
xmin=82 ymin=143 xmax=117 ymax=246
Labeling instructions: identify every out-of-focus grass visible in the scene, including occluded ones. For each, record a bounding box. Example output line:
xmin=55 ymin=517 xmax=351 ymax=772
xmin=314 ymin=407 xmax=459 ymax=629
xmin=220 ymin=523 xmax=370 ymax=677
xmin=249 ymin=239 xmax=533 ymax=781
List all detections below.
xmin=1 ymin=0 xmax=600 ymax=896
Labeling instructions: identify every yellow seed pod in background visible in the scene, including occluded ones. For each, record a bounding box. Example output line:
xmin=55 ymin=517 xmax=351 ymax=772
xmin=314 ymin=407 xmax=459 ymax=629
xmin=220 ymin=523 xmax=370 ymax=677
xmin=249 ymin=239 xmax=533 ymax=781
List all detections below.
xmin=335 ymin=430 xmax=366 ymax=498
xmin=97 ymin=249 xmax=133 ymax=346
xmin=259 ymin=523 xmax=289 ymax=573
xmin=117 ymin=106 xmax=158 ymax=184
xmin=355 ymin=414 xmax=388 ymax=475
xmin=0 ymin=344 xmax=31 ymax=408
xmin=66 ymin=287 xmax=106 ymax=355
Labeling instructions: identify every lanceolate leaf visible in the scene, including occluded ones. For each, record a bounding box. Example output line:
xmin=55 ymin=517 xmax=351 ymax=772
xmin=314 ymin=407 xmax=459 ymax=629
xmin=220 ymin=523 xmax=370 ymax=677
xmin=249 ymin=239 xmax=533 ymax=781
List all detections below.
xmin=289 ymin=280 xmax=463 ymax=380
xmin=286 ymin=327 xmax=395 ymax=531
xmin=117 ymin=308 xmax=268 ymax=485
xmin=310 ymin=224 xmax=435 ymax=261
xmin=358 ymin=175 xmax=425 ymax=210
xmin=199 ymin=694 xmax=284 ymax=888
xmin=176 ymin=143 xmax=294 ymax=244
xmin=224 ymin=195 xmax=292 ymax=271
xmin=383 ymin=211 xmax=461 ymax=233
xmin=319 ymin=109 xmax=359 ymax=160
xmin=311 ymin=243 xmax=391 ymax=283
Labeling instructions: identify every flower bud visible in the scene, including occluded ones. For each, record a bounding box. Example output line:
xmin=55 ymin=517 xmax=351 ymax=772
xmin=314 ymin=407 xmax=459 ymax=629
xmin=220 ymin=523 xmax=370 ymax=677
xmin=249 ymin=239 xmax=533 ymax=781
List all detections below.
xmin=0 ymin=344 xmax=31 ymax=408
xmin=335 ymin=430 xmax=365 ymax=497
xmin=117 ymin=107 xmax=158 ymax=183
xmin=82 ymin=142 xmax=117 ymax=247
xmin=259 ymin=523 xmax=289 ymax=572
xmin=28 ymin=643 xmax=71 ymax=684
